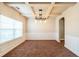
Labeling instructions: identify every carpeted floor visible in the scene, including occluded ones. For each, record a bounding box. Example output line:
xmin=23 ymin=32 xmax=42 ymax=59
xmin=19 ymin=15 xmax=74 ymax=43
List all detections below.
xmin=4 ymin=40 xmax=77 ymax=57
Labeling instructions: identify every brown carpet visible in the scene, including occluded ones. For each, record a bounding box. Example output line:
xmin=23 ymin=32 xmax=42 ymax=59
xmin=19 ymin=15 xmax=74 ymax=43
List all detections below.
xmin=3 ymin=40 xmax=77 ymax=57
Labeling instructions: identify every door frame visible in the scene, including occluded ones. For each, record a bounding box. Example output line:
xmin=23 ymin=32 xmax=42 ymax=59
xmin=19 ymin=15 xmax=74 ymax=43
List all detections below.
xmin=56 ymin=17 xmax=65 ymax=43
xmin=59 ymin=17 xmax=65 ymax=41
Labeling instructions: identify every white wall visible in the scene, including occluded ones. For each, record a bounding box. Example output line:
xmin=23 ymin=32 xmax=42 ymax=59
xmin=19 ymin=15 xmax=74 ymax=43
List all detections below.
xmin=26 ymin=17 xmax=57 ymax=40
xmin=64 ymin=3 xmax=79 ymax=56
xmin=56 ymin=3 xmax=79 ymax=56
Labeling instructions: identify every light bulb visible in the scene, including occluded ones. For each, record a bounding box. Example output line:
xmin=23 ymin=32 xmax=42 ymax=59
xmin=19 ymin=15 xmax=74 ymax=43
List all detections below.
xmin=40 ymin=20 xmax=42 ymax=23
xmin=34 ymin=20 xmax=37 ymax=24
xmin=44 ymin=20 xmax=46 ymax=23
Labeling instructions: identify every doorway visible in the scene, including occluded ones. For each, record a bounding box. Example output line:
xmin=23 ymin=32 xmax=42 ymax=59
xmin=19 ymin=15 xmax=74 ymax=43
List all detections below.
xmin=59 ymin=17 xmax=65 ymax=46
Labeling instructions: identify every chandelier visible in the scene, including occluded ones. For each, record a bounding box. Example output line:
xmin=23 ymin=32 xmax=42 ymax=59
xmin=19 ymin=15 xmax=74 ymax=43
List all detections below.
xmin=35 ymin=9 xmax=46 ymax=20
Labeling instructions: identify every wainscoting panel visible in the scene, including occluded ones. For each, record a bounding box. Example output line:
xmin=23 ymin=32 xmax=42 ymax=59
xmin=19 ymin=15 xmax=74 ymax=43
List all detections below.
xmin=25 ymin=33 xmax=57 ymax=40
xmin=65 ymin=34 xmax=79 ymax=56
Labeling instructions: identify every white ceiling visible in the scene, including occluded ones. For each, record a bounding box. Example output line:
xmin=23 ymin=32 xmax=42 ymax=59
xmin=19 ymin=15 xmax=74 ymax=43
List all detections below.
xmin=7 ymin=2 xmax=33 ymax=18
xmin=6 ymin=2 xmax=76 ymax=19
xmin=29 ymin=2 xmax=76 ymax=18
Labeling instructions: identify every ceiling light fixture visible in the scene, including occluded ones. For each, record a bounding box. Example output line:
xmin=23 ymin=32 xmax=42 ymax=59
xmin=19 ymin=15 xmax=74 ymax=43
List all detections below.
xmin=35 ymin=9 xmax=46 ymax=20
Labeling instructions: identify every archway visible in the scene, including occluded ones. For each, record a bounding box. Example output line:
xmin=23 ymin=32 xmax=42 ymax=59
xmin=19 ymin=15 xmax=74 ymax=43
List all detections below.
xmin=59 ymin=17 xmax=65 ymax=46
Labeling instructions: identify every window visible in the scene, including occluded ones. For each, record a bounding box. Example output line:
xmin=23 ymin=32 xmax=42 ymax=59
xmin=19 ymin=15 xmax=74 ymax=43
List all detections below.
xmin=0 ymin=15 xmax=23 ymax=44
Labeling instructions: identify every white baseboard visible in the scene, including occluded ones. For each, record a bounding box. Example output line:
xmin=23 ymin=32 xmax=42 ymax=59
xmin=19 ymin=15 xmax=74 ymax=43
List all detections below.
xmin=25 ymin=33 xmax=57 ymax=40
xmin=0 ymin=36 xmax=26 ymax=57
xmin=65 ymin=35 xmax=79 ymax=56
